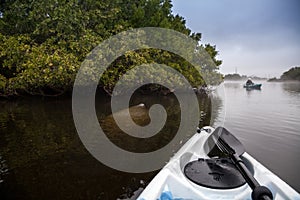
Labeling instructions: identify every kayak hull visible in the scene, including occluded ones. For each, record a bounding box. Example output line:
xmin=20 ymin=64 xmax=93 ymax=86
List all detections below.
xmin=243 ymin=84 xmax=262 ymax=89
xmin=138 ymin=127 xmax=300 ymax=200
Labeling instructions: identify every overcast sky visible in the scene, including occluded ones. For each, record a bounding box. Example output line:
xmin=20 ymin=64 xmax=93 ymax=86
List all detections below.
xmin=172 ymin=0 xmax=300 ymax=78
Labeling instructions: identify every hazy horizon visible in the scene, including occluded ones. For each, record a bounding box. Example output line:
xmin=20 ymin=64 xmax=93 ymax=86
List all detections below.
xmin=172 ymin=0 xmax=300 ymax=78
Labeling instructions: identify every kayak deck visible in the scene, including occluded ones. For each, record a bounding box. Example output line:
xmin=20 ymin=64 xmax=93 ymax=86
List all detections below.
xmin=138 ymin=127 xmax=300 ymax=200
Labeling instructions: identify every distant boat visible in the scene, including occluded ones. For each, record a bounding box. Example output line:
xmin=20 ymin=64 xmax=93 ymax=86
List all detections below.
xmin=243 ymin=83 xmax=262 ymax=90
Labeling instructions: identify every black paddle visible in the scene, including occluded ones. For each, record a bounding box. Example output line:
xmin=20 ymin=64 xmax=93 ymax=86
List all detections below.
xmin=208 ymin=127 xmax=273 ymax=200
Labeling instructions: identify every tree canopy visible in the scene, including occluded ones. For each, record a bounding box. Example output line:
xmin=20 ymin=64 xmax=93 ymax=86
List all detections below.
xmin=0 ymin=0 xmax=222 ymax=96
xmin=280 ymin=67 xmax=300 ymax=81
xmin=224 ymin=73 xmax=247 ymax=81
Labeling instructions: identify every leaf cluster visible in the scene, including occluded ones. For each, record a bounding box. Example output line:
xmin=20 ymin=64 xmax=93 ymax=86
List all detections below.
xmin=0 ymin=0 xmax=222 ymax=96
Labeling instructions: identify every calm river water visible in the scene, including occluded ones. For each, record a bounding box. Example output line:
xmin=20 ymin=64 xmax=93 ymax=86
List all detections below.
xmin=213 ymin=81 xmax=300 ymax=193
xmin=0 ymin=81 xmax=299 ymax=199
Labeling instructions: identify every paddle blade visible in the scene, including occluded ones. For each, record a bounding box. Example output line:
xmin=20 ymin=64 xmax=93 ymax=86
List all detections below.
xmin=206 ymin=127 xmax=245 ymax=157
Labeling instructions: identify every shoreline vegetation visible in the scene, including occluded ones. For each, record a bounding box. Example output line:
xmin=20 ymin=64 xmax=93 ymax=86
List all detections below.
xmin=224 ymin=66 xmax=300 ymax=83
xmin=0 ymin=0 xmax=223 ymax=99
xmin=267 ymin=67 xmax=300 ymax=82
xmin=224 ymin=73 xmax=267 ymax=81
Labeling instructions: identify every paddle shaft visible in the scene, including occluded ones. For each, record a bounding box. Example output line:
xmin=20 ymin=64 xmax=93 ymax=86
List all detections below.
xmin=231 ymin=153 xmax=272 ymax=200
xmin=213 ymin=128 xmax=273 ymax=200
xmin=231 ymin=153 xmax=259 ymax=189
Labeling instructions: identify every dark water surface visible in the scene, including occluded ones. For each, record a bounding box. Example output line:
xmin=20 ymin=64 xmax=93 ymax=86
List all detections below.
xmin=0 ymin=97 xmax=155 ymax=200
xmin=0 ymin=81 xmax=299 ymax=199
xmin=213 ymin=81 xmax=300 ymax=193
xmin=0 ymin=92 xmax=210 ymax=200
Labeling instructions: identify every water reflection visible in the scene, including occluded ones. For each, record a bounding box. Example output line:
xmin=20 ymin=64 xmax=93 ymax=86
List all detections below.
xmin=0 ymin=98 xmax=154 ymax=199
xmin=223 ymin=81 xmax=242 ymax=89
xmin=99 ymin=92 xmax=213 ymax=154
xmin=0 ymin=91 xmax=216 ymax=199
xmin=282 ymin=82 xmax=300 ymax=95
xmin=245 ymin=88 xmax=262 ymax=98
xmin=0 ymin=155 xmax=8 ymax=184
xmin=209 ymin=92 xmax=223 ymax=126
xmin=214 ymin=81 xmax=300 ymax=192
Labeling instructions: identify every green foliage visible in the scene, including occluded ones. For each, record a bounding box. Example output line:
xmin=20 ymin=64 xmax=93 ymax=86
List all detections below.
xmin=0 ymin=33 xmax=80 ymax=95
xmin=0 ymin=74 xmax=6 ymax=91
xmin=280 ymin=67 xmax=300 ymax=81
xmin=224 ymin=73 xmax=247 ymax=80
xmin=18 ymin=41 xmax=79 ymax=93
xmin=0 ymin=0 xmax=222 ymax=96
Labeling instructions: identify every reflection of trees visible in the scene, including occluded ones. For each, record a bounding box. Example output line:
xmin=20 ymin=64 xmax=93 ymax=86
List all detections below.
xmin=0 ymin=98 xmax=158 ymax=199
xmin=101 ymin=93 xmax=182 ymax=153
xmin=206 ymin=92 xmax=223 ymax=127
xmin=281 ymin=82 xmax=300 ymax=95
xmin=100 ymin=91 xmax=218 ymax=153
xmin=0 ymin=154 xmax=9 ymax=184
xmin=0 ymin=99 xmax=80 ymax=169
xmin=197 ymin=94 xmax=212 ymax=126
xmin=0 ymin=91 xmax=220 ymax=199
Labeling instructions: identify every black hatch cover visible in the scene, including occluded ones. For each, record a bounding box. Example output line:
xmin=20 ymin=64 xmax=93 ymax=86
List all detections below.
xmin=184 ymin=157 xmax=246 ymax=189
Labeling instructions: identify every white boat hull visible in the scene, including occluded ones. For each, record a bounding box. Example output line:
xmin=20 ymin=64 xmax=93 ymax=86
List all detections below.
xmin=138 ymin=127 xmax=300 ymax=200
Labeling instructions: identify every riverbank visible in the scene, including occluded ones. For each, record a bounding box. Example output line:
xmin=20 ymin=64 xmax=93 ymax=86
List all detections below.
xmin=0 ymin=85 xmax=211 ymax=101
xmin=267 ymin=78 xmax=300 ymax=82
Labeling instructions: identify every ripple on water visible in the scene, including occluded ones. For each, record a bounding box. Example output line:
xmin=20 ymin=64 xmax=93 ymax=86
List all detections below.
xmin=215 ymin=81 xmax=300 ymax=192
xmin=0 ymin=155 xmax=9 ymax=184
